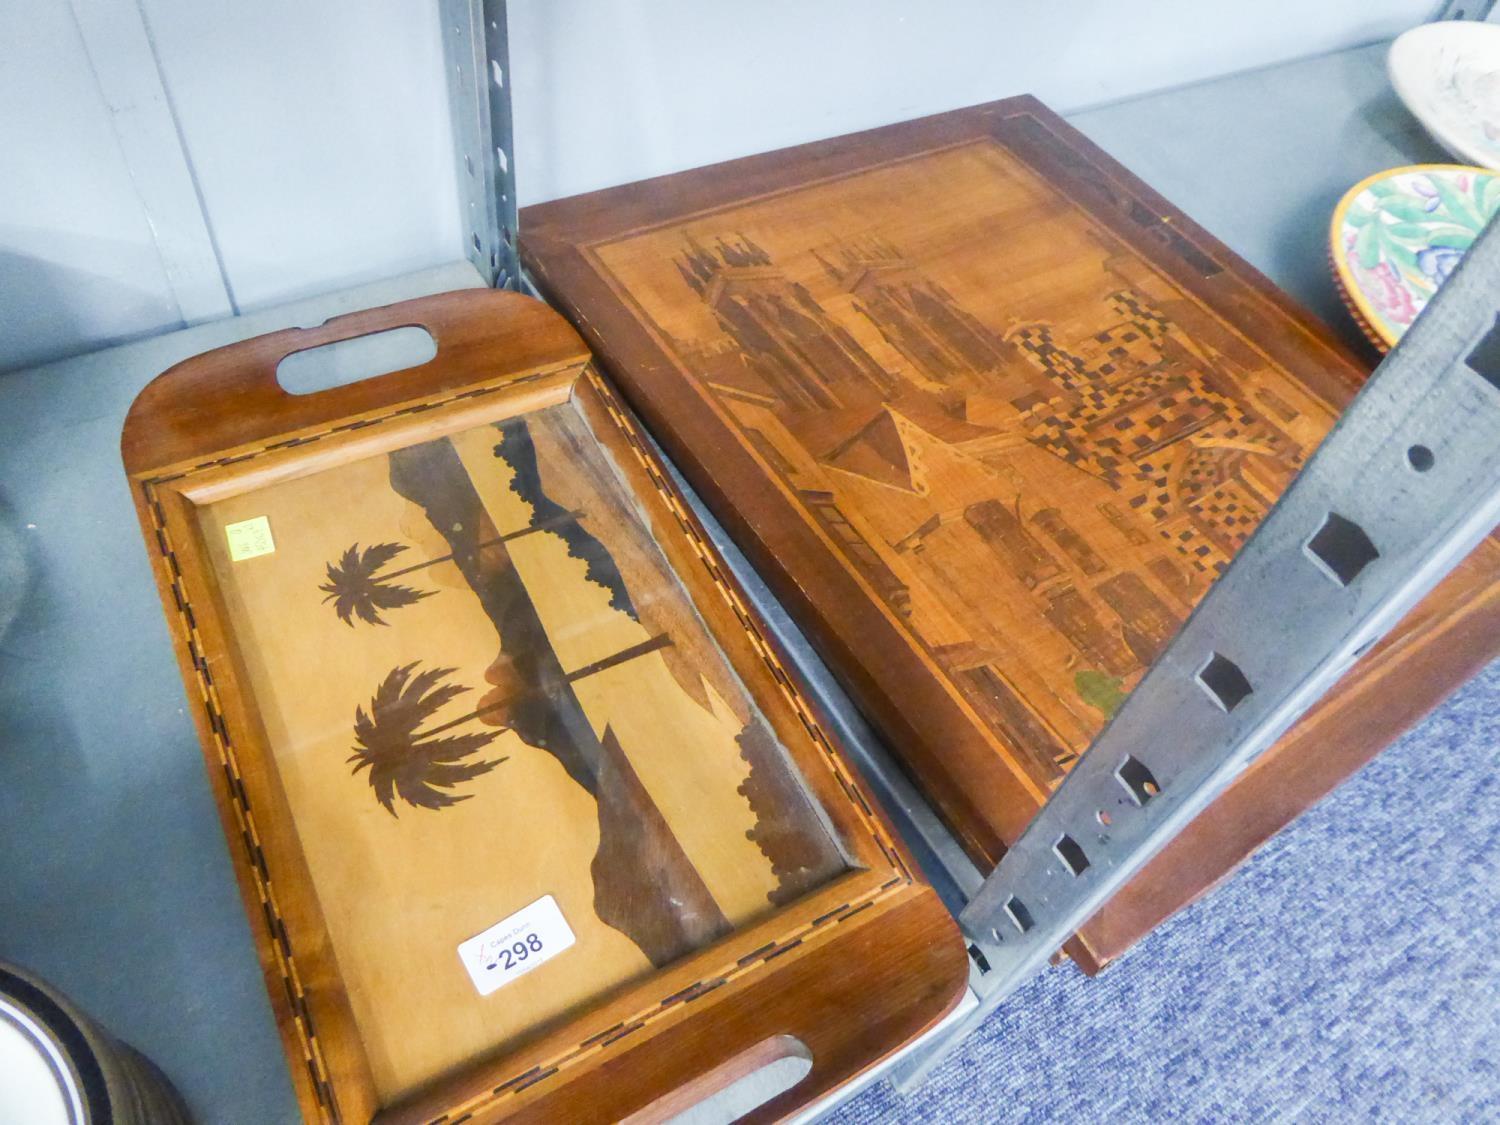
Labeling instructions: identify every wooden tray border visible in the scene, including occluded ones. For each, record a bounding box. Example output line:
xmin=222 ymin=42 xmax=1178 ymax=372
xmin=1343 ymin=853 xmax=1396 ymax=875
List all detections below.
xmin=124 ymin=292 xmax=966 ymax=1123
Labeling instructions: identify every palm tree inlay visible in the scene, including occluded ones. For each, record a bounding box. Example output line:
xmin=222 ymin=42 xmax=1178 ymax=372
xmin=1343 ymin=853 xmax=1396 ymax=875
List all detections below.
xmin=319 ymin=514 xmax=588 ymax=628
xmin=320 ymin=543 xmax=434 ymax=627
xmin=350 ymin=662 xmax=508 ymax=815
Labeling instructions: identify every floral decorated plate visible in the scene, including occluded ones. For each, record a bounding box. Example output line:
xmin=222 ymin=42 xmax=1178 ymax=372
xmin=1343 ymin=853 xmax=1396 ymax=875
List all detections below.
xmin=1329 ymin=164 xmax=1499 ymax=350
xmin=1389 ymin=22 xmax=1500 ymax=170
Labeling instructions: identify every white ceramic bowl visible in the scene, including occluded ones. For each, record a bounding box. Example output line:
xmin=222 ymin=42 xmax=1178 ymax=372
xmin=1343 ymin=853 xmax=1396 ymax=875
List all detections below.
xmin=0 ymin=963 xmax=190 ymax=1125
xmin=0 ymin=997 xmax=80 ymax=1125
xmin=1390 ymin=21 xmax=1500 ymax=170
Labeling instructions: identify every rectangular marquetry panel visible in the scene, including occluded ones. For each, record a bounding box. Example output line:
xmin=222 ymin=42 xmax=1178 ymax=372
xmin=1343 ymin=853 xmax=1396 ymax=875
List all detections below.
xmin=521 ymin=96 xmax=1500 ymax=970
xmin=198 ymin=399 xmax=847 ymax=1101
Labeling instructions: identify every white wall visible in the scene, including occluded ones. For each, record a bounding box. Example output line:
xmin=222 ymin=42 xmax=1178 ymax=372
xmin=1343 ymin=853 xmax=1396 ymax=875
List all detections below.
xmin=0 ymin=0 xmax=184 ymax=370
xmin=507 ymin=0 xmax=1440 ymax=204
xmin=2 ymin=0 xmax=1439 ymax=373
xmin=1 ymin=0 xmax=461 ymax=372
xmin=139 ymin=0 xmax=461 ymax=312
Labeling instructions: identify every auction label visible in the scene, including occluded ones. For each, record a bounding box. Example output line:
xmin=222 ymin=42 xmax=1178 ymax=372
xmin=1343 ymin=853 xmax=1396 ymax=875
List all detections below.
xmin=457 ymin=895 xmax=575 ymax=996
xmin=224 ymin=516 xmax=276 ymax=561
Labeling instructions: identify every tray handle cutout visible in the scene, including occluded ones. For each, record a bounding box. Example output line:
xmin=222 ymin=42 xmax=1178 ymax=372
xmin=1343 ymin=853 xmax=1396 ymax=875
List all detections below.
xmin=276 ymin=325 xmax=437 ymax=395
xmin=622 ymin=1035 xmax=813 ymax=1125
xmin=122 ymin=290 xmax=591 ymax=474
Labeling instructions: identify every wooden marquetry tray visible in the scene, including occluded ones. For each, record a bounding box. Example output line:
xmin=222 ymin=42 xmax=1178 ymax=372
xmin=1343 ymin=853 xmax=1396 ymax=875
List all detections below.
xmin=520 ymin=95 xmax=1500 ymax=971
xmin=122 ymin=291 xmax=967 ymax=1124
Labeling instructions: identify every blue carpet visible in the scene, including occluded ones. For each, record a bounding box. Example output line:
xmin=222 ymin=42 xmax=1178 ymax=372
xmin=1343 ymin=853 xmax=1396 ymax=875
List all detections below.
xmin=831 ymin=661 xmax=1500 ymax=1124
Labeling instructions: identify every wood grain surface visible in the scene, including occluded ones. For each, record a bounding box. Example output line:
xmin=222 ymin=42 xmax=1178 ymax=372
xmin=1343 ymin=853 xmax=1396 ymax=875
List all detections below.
xmin=519 ymin=96 xmax=1500 ymax=971
xmin=122 ymin=290 xmax=966 ymax=1122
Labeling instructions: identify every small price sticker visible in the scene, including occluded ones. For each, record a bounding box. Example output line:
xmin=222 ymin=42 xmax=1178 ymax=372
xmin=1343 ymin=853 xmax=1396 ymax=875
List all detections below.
xmin=457 ymin=895 xmax=575 ymax=996
xmin=224 ymin=516 xmax=275 ymax=561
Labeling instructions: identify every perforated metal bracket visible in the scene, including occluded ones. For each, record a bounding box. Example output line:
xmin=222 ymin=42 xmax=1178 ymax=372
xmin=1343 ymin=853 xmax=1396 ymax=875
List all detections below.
xmin=441 ymin=0 xmax=522 ymax=290
xmin=895 ymin=214 xmax=1500 ymax=1089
